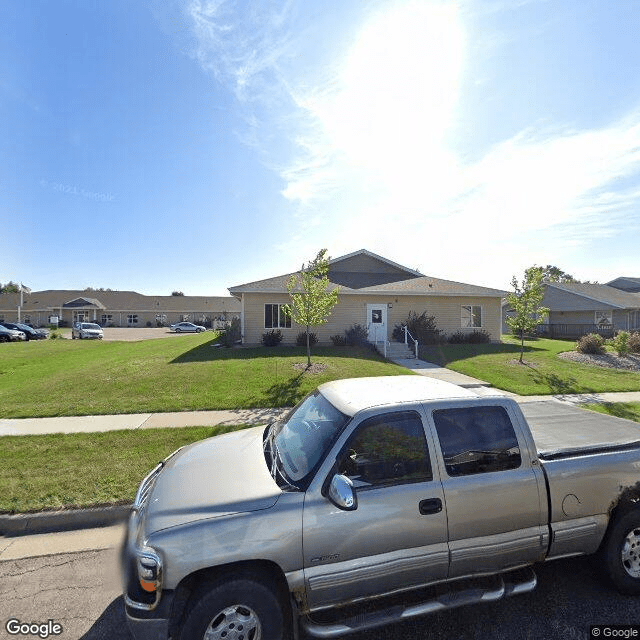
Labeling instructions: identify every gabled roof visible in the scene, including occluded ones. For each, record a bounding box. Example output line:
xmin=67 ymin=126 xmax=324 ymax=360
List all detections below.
xmin=544 ymin=282 xmax=640 ymax=310
xmin=228 ymin=249 xmax=507 ymax=298
xmin=606 ymin=277 xmax=640 ymax=293
xmin=63 ymin=297 xmax=107 ymax=309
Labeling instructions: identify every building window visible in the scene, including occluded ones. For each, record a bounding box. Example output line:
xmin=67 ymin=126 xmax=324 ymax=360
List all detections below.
xmin=181 ymin=314 xmax=191 ymax=322
xmin=101 ymin=314 xmax=113 ymax=326
xmin=595 ymin=311 xmax=613 ymax=327
xmin=265 ymin=304 xmax=291 ymax=329
xmin=23 ymin=315 xmax=31 ymax=324
xmin=127 ymin=314 xmax=138 ymax=325
xmin=461 ymin=305 xmax=482 ymax=328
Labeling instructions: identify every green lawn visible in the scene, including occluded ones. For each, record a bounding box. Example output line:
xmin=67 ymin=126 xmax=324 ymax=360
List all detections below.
xmin=0 ymin=426 xmax=249 ymax=513
xmin=420 ymin=335 xmax=640 ymax=395
xmin=581 ymin=402 xmax=640 ymax=423
xmin=0 ymin=335 xmax=409 ymax=418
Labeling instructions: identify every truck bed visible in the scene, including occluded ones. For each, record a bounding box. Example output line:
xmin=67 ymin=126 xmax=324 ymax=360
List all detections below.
xmin=519 ymin=400 xmax=640 ymax=460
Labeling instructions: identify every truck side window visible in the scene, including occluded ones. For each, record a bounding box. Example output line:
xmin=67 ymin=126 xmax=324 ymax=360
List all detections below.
xmin=337 ymin=411 xmax=432 ymax=489
xmin=432 ymin=406 xmax=521 ymax=477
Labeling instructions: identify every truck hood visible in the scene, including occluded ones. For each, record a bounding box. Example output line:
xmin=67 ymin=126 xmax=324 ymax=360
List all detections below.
xmin=144 ymin=426 xmax=281 ymax=534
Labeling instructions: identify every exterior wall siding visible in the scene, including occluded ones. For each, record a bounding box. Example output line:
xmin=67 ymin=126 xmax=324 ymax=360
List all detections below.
xmin=242 ymin=293 xmax=503 ymax=344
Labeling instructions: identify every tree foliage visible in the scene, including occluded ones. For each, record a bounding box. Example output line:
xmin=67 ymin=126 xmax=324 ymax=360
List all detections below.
xmin=283 ymin=249 xmax=339 ymax=366
xmin=171 ymin=291 xmax=185 ymax=296
xmin=506 ymin=266 xmax=549 ymax=363
xmin=541 ymin=265 xmax=576 ymax=283
xmin=0 ymin=281 xmax=21 ymax=294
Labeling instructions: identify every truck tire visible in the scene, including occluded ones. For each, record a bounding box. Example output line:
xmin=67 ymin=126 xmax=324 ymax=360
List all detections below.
xmin=603 ymin=509 xmax=640 ymax=595
xmin=179 ymin=577 xmax=286 ymax=640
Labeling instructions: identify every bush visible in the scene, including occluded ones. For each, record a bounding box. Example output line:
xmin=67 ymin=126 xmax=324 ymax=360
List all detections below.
xmin=447 ymin=330 xmax=491 ymax=344
xmin=576 ymin=333 xmax=605 ymax=355
xmin=218 ymin=317 xmax=241 ymax=348
xmin=629 ymin=331 xmax=640 ymax=354
xmin=295 ymin=331 xmax=317 ymax=347
xmin=48 ymin=330 xmax=63 ymax=340
xmin=612 ymin=331 xmax=630 ymax=357
xmin=330 ymin=334 xmax=347 ymax=346
xmin=344 ymin=323 xmax=369 ymax=346
xmin=392 ymin=311 xmax=442 ymax=345
xmin=261 ymin=329 xmax=283 ymax=347
xmin=146 ymin=321 xmax=152 ymax=328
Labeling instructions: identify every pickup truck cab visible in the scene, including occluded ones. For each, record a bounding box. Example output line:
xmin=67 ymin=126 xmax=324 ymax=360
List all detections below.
xmin=122 ymin=376 xmax=640 ymax=640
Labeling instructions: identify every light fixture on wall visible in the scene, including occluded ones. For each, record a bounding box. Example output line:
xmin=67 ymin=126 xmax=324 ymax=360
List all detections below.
xmin=388 ymin=303 xmax=393 ymax=308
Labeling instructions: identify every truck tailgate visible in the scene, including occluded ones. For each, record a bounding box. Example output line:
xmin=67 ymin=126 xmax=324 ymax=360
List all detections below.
xmin=519 ymin=400 xmax=640 ymax=460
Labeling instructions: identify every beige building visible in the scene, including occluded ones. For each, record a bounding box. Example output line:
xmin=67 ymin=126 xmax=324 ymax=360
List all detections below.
xmin=229 ymin=249 xmax=507 ymax=345
xmin=0 ymin=289 xmax=240 ymax=329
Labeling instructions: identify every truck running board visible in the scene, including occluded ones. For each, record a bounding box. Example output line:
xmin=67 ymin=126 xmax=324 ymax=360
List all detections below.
xmin=301 ymin=568 xmax=537 ymax=638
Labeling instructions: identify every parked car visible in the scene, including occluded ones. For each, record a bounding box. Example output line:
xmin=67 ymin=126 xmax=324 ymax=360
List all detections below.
xmin=72 ymin=322 xmax=104 ymax=340
xmin=122 ymin=375 xmax=640 ymax=640
xmin=1 ymin=322 xmax=48 ymax=340
xmin=0 ymin=325 xmax=26 ymax=342
xmin=169 ymin=322 xmax=206 ymax=333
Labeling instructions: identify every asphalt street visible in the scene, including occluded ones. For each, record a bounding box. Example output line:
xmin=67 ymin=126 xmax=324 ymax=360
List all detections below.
xmin=1 ymin=540 xmax=638 ymax=640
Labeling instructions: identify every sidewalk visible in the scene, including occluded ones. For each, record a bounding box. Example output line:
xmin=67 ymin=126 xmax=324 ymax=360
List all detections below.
xmin=2 ymin=358 xmax=640 ymax=543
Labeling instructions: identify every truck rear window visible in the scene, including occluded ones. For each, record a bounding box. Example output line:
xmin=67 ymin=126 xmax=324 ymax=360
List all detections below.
xmin=432 ymin=406 xmax=521 ymax=477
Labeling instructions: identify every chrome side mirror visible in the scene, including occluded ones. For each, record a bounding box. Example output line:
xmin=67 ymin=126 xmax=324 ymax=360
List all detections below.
xmin=328 ymin=474 xmax=357 ymax=511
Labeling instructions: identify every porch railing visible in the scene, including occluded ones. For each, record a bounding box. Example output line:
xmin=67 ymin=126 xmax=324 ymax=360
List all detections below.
xmin=403 ymin=326 xmax=419 ymax=358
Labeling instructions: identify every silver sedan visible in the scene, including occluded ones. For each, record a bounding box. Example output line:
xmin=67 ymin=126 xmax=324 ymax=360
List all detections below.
xmin=169 ymin=322 xmax=207 ymax=333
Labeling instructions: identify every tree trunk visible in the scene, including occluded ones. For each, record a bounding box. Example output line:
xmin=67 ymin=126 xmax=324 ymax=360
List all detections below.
xmin=519 ymin=330 xmax=524 ymax=363
xmin=306 ymin=326 xmax=311 ymax=367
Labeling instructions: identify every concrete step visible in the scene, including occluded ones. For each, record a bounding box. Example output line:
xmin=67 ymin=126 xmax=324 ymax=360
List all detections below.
xmin=376 ymin=342 xmax=416 ymax=359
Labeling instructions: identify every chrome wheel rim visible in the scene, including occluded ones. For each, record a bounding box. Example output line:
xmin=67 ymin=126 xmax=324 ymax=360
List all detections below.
xmin=203 ymin=604 xmax=261 ymax=640
xmin=621 ymin=526 xmax=640 ymax=578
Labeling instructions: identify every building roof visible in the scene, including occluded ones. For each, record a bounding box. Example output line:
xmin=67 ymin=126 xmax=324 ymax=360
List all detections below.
xmin=606 ymin=277 xmax=640 ymax=293
xmin=0 ymin=290 xmax=241 ymax=313
xmin=545 ymin=282 xmax=640 ymax=310
xmin=228 ymin=249 xmax=507 ymax=298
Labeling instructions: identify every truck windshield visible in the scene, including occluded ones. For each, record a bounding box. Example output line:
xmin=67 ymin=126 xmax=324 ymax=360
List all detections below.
xmin=272 ymin=390 xmax=350 ymax=490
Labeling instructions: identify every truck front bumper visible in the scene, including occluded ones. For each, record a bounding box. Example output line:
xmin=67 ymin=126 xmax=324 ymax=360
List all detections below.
xmin=125 ymin=594 xmax=173 ymax=640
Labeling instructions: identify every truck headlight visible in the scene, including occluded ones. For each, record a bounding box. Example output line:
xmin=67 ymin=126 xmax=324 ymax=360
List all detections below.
xmin=137 ymin=548 xmax=162 ymax=594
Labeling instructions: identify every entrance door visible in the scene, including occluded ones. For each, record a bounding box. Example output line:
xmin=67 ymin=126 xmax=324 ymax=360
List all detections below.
xmin=366 ymin=304 xmax=387 ymax=343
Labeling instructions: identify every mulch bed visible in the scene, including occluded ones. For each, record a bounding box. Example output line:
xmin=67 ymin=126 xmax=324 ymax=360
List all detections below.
xmin=292 ymin=362 xmax=328 ymax=374
xmin=558 ymin=351 xmax=640 ymax=371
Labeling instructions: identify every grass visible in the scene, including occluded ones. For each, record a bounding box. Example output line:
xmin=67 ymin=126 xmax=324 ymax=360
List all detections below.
xmin=419 ymin=335 xmax=640 ymax=395
xmin=580 ymin=402 xmax=640 ymax=423
xmin=0 ymin=335 xmax=409 ymax=418
xmin=0 ymin=425 xmax=251 ymax=513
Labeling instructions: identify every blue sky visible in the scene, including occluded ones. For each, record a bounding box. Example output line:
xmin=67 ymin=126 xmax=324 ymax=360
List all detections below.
xmin=2 ymin=0 xmax=639 ymax=296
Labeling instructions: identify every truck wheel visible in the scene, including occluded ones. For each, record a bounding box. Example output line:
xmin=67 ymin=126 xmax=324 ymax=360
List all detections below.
xmin=179 ymin=578 xmax=286 ymax=640
xmin=603 ymin=509 xmax=640 ymax=595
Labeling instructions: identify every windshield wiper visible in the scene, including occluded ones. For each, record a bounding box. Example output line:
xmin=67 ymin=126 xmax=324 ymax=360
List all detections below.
xmin=271 ymin=441 xmax=298 ymax=491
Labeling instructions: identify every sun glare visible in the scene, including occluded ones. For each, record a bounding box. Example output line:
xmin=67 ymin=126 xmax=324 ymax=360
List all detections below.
xmin=311 ymin=1 xmax=464 ymax=178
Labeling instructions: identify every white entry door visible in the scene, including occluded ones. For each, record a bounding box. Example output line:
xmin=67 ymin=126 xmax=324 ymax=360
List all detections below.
xmin=366 ymin=304 xmax=387 ymax=343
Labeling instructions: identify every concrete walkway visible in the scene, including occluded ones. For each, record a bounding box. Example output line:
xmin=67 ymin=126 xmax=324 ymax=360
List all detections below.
xmin=2 ymin=356 xmax=640 ymax=545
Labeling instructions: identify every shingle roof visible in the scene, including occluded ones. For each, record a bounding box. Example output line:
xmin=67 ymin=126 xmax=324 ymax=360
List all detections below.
xmin=228 ymin=250 xmax=507 ymax=298
xmin=0 ymin=290 xmax=240 ymax=312
xmin=546 ymin=282 xmax=640 ymax=309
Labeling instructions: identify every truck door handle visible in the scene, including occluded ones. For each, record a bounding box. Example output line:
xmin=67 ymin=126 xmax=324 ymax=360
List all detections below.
xmin=419 ymin=498 xmax=442 ymax=515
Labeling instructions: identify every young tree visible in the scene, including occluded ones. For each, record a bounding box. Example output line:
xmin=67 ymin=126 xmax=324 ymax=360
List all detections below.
xmin=284 ymin=249 xmax=339 ymax=367
xmin=506 ymin=266 xmax=549 ymax=363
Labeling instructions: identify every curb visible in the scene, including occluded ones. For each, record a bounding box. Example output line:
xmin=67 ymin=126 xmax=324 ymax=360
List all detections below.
xmin=0 ymin=505 xmax=132 ymax=537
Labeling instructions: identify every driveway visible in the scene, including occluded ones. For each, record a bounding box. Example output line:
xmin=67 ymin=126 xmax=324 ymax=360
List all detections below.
xmin=61 ymin=327 xmax=212 ymax=341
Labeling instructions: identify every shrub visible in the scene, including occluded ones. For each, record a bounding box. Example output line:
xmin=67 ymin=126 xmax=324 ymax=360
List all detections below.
xmin=629 ymin=331 xmax=640 ymax=354
xmin=261 ymin=329 xmax=283 ymax=347
xmin=48 ymin=330 xmax=63 ymax=340
xmin=344 ymin=323 xmax=369 ymax=346
xmin=612 ymin=331 xmax=630 ymax=357
xmin=146 ymin=321 xmax=152 ymax=328
xmin=392 ymin=311 xmax=442 ymax=345
xmin=576 ymin=333 xmax=605 ymax=355
xmin=218 ymin=317 xmax=241 ymax=348
xmin=330 ymin=334 xmax=347 ymax=346
xmin=295 ymin=331 xmax=317 ymax=347
xmin=447 ymin=330 xmax=491 ymax=344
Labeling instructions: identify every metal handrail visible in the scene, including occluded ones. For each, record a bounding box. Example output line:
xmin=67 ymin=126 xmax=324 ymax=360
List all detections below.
xmin=403 ymin=326 xmax=419 ymax=358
